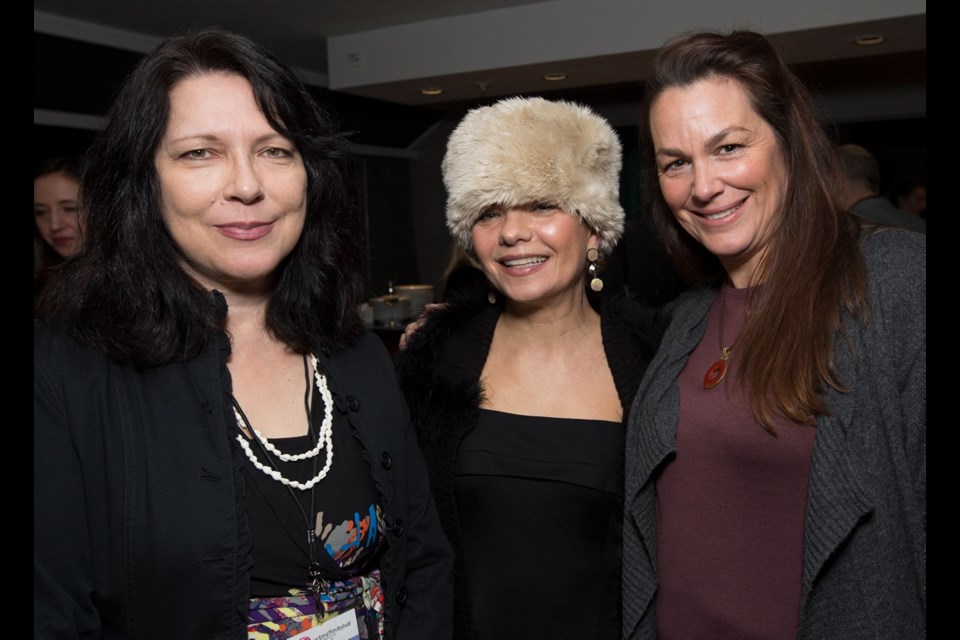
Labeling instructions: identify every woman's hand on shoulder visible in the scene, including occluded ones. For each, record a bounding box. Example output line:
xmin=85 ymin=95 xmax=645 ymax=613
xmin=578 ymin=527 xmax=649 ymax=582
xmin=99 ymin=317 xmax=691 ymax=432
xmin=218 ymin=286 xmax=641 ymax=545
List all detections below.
xmin=398 ymin=303 xmax=446 ymax=351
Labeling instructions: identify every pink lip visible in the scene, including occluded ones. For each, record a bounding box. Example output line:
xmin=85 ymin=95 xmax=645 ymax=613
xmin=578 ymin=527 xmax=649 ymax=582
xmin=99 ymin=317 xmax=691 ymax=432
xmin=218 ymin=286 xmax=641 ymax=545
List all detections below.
xmin=497 ymin=254 xmax=549 ymax=275
xmin=216 ymin=221 xmax=274 ymax=241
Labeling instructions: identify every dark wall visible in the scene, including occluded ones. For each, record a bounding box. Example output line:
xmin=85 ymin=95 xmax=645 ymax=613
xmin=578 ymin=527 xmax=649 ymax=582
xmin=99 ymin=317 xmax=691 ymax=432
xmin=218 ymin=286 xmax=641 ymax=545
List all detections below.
xmin=353 ymin=155 xmax=420 ymax=297
xmin=834 ymin=118 xmax=926 ymax=197
xmin=34 ymin=125 xmax=97 ymax=172
xmin=33 ymin=32 xmax=445 ymax=161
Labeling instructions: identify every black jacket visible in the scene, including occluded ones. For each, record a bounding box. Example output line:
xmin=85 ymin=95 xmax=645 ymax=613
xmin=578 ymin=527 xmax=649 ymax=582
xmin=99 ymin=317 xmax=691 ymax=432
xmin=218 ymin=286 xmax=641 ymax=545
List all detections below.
xmin=395 ymin=289 xmax=662 ymax=639
xmin=35 ymin=316 xmax=454 ymax=640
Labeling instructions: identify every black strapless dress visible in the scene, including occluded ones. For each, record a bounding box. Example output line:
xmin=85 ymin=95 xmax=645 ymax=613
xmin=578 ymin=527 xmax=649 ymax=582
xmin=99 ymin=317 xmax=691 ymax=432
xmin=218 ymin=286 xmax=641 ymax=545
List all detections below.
xmin=454 ymin=409 xmax=624 ymax=639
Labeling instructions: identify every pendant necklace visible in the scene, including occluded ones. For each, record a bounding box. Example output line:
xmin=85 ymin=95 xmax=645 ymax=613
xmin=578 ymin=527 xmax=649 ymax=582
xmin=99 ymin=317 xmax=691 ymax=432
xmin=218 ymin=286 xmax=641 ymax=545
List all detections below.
xmin=703 ymin=285 xmax=732 ymax=389
xmin=233 ymin=353 xmax=328 ymax=599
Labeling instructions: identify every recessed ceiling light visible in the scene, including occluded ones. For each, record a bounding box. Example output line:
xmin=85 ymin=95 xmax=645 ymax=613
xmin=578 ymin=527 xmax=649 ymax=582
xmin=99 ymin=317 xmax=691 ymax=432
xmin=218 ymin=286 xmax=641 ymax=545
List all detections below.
xmin=543 ymin=72 xmax=567 ymax=81
xmin=854 ymin=34 xmax=886 ymax=46
xmin=420 ymin=87 xmax=443 ymax=96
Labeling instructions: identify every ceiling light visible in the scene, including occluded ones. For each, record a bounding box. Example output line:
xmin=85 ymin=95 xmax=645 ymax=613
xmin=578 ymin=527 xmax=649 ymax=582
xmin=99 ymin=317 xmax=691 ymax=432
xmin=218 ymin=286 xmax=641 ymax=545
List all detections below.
xmin=420 ymin=87 xmax=443 ymax=96
xmin=543 ymin=72 xmax=567 ymax=81
xmin=854 ymin=34 xmax=886 ymax=46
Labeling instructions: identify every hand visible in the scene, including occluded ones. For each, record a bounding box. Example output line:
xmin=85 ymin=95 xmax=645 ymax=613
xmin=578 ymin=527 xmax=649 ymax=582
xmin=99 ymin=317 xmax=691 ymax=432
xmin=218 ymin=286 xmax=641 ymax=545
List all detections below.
xmin=398 ymin=303 xmax=446 ymax=351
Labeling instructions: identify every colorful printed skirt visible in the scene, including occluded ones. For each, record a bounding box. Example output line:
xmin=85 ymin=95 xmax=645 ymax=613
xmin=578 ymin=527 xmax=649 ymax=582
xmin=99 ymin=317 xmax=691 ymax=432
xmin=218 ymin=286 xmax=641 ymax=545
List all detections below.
xmin=247 ymin=570 xmax=384 ymax=640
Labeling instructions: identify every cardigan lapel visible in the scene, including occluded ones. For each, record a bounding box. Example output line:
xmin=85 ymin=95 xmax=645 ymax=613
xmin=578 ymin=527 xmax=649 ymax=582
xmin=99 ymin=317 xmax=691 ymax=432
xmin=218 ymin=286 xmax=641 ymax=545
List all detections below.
xmin=623 ymin=287 xmax=714 ymax=636
xmin=622 ymin=385 xmax=675 ymax=637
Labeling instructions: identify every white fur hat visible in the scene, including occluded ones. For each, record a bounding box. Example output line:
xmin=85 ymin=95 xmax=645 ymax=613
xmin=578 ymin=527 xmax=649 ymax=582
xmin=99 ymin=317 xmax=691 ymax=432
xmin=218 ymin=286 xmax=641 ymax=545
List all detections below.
xmin=442 ymin=96 xmax=625 ymax=253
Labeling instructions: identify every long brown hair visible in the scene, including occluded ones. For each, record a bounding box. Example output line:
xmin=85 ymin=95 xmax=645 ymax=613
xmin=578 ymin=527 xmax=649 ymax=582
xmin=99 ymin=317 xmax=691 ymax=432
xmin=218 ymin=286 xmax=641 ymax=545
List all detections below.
xmin=640 ymin=30 xmax=867 ymax=431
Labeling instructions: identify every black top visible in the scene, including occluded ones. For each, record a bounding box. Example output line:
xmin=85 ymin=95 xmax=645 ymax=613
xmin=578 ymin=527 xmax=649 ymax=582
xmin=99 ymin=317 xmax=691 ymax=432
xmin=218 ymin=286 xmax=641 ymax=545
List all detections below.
xmin=454 ymin=409 xmax=624 ymax=639
xmin=396 ymin=290 xmax=663 ymax=639
xmin=243 ymin=400 xmax=385 ymax=596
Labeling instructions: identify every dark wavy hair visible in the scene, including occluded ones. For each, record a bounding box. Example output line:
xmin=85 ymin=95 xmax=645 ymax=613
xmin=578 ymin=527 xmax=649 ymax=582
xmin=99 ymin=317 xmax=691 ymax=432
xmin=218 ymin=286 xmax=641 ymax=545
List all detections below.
xmin=639 ymin=30 xmax=867 ymax=430
xmin=34 ymin=155 xmax=84 ymax=315
xmin=42 ymin=28 xmax=366 ymax=367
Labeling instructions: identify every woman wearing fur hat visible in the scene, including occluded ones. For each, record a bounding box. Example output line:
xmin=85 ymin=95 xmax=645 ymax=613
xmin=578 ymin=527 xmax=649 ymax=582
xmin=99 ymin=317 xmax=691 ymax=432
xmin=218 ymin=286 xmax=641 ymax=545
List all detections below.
xmin=395 ymin=97 xmax=662 ymax=639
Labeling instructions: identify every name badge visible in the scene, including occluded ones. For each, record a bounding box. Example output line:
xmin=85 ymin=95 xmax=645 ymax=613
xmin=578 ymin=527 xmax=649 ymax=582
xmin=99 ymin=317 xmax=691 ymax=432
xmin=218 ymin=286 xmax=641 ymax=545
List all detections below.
xmin=289 ymin=608 xmax=360 ymax=640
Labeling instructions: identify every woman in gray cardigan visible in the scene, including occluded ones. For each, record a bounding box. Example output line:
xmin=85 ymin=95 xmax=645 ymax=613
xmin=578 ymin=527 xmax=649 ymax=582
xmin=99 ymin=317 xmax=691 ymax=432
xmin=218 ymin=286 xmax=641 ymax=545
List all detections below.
xmin=622 ymin=30 xmax=925 ymax=639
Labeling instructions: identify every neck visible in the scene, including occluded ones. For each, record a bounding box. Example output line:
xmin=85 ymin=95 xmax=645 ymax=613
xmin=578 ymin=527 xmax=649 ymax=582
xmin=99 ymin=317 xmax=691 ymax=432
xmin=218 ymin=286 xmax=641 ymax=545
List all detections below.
xmin=224 ymin=294 xmax=269 ymax=336
xmin=721 ymin=245 xmax=770 ymax=289
xmin=722 ymin=268 xmax=756 ymax=290
xmin=499 ymin=289 xmax=599 ymax=344
xmin=182 ymin=261 xmax=278 ymax=324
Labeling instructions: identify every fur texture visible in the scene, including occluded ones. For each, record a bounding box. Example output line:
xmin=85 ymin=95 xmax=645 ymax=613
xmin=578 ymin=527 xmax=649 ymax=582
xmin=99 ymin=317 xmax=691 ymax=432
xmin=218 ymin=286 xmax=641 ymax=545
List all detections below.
xmin=442 ymin=96 xmax=625 ymax=252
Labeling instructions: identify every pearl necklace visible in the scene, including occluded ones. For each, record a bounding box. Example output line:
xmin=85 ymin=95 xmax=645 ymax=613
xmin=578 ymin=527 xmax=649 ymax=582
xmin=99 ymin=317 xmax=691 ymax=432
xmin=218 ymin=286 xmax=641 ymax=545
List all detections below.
xmin=233 ymin=354 xmax=335 ymax=491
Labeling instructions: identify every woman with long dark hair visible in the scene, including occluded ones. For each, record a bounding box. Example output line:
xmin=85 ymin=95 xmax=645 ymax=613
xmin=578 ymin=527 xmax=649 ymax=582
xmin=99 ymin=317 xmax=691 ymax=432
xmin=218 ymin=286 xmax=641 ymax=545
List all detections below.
xmin=35 ymin=28 xmax=452 ymax=640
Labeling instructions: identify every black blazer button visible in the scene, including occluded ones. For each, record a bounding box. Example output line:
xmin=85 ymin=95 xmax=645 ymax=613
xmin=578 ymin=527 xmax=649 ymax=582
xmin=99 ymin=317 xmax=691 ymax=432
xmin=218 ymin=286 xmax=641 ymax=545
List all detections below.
xmin=395 ymin=586 xmax=407 ymax=605
xmin=380 ymin=452 xmax=392 ymax=470
xmin=392 ymin=518 xmax=404 ymax=537
xmin=347 ymin=396 xmax=360 ymax=412
xmin=332 ymin=393 xmax=348 ymax=414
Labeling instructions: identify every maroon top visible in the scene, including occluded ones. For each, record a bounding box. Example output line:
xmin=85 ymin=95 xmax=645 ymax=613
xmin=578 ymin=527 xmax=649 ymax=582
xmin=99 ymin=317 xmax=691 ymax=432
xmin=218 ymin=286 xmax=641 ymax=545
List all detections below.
xmin=655 ymin=286 xmax=816 ymax=640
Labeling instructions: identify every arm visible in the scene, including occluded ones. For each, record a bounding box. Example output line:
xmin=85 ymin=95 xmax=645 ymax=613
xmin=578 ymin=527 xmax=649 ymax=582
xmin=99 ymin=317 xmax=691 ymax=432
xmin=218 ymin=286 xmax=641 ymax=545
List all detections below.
xmin=892 ymin=239 xmax=926 ymax=600
xmin=890 ymin=276 xmax=926 ymax=613
xmin=34 ymin=340 xmax=101 ymax=639
xmin=393 ymin=395 xmax=455 ymax=640
xmin=871 ymin=231 xmax=925 ymax=519
xmin=341 ymin=331 xmax=455 ymax=638
xmin=902 ymin=323 xmax=925 ymax=590
xmin=864 ymin=230 xmax=926 ymax=607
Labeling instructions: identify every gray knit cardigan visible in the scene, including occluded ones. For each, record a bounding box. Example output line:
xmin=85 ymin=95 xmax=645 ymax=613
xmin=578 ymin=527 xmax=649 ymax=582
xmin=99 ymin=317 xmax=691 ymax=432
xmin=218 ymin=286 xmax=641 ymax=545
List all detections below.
xmin=622 ymin=228 xmax=926 ymax=639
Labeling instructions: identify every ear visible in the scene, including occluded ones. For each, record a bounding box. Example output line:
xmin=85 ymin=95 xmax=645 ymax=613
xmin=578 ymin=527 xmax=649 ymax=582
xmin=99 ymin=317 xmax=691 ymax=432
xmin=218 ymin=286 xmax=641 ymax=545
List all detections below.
xmin=586 ymin=229 xmax=602 ymax=252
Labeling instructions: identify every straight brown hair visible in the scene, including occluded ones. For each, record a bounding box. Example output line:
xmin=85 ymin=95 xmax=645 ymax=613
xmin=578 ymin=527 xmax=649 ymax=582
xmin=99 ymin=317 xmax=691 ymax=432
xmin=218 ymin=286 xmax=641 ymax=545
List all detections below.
xmin=640 ymin=30 xmax=868 ymax=431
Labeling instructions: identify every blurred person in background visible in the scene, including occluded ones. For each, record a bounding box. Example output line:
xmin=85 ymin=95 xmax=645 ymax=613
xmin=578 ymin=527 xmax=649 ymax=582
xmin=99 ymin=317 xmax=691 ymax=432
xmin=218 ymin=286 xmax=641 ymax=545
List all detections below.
xmin=891 ymin=178 xmax=926 ymax=219
xmin=837 ymin=143 xmax=925 ymax=233
xmin=34 ymin=155 xmax=84 ymax=314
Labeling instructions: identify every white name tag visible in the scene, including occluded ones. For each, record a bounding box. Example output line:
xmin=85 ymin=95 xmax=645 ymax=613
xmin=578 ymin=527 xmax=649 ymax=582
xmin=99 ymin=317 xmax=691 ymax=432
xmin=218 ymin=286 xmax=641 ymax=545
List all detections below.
xmin=289 ymin=608 xmax=360 ymax=640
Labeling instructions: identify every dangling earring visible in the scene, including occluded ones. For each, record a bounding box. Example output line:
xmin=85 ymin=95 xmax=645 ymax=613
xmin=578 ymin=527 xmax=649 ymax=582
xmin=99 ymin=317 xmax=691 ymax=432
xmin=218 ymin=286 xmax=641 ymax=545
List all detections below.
xmin=488 ymin=290 xmax=498 ymax=304
xmin=586 ymin=247 xmax=603 ymax=292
